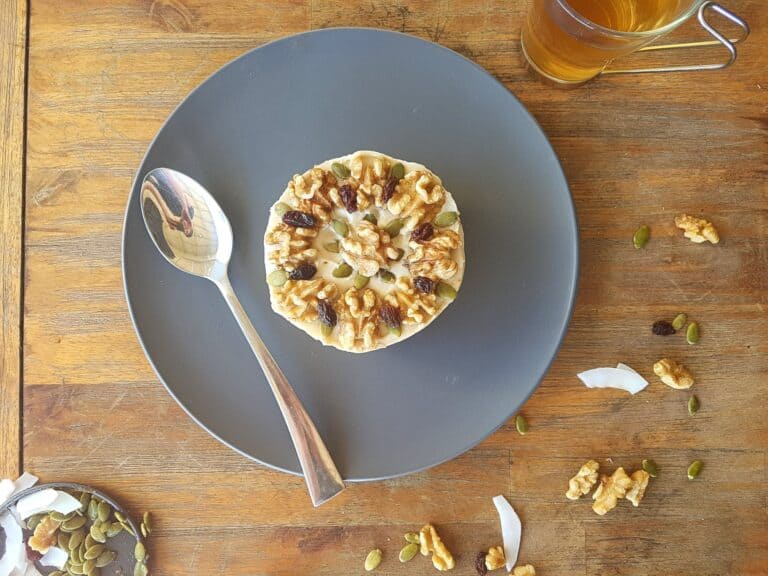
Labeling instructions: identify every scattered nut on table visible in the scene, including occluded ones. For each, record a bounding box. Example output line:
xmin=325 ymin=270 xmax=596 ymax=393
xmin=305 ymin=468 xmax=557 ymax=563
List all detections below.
xmin=592 ymin=466 xmax=633 ymax=515
xmin=512 ymin=565 xmax=537 ymax=576
xmin=566 ymin=460 xmax=600 ymax=500
xmin=674 ymin=214 xmax=719 ymax=244
xmin=626 ymin=469 xmax=651 ymax=507
xmin=484 ymin=545 xmax=506 ymax=571
xmin=419 ymin=523 xmax=456 ymax=571
xmin=653 ymin=358 xmax=695 ymax=389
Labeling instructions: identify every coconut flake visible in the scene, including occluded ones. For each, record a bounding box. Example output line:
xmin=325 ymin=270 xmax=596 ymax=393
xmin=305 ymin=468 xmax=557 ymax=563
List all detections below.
xmin=0 ymin=481 xmax=14 ymax=507
xmin=577 ymin=366 xmax=648 ymax=395
xmin=0 ymin=512 xmax=26 ymax=576
xmin=39 ymin=547 xmax=67 ymax=570
xmin=492 ymin=495 xmax=521 ymax=572
xmin=11 ymin=474 xmax=38 ymax=497
xmin=16 ymin=490 xmax=80 ymax=520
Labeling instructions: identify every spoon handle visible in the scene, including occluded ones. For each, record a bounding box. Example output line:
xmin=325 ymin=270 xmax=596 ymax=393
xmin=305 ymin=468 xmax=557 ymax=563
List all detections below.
xmin=215 ymin=274 xmax=345 ymax=506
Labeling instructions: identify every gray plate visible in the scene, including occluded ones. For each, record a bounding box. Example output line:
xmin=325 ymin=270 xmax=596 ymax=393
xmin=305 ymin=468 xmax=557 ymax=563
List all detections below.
xmin=122 ymin=29 xmax=578 ymax=482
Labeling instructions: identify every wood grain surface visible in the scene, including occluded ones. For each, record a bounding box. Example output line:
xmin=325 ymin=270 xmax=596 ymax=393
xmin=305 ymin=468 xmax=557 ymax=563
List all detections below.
xmin=10 ymin=1 xmax=768 ymax=574
xmin=0 ymin=0 xmax=26 ymax=480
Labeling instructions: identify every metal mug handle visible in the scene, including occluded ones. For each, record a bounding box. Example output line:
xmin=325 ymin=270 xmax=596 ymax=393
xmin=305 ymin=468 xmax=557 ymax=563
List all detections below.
xmin=602 ymin=1 xmax=749 ymax=75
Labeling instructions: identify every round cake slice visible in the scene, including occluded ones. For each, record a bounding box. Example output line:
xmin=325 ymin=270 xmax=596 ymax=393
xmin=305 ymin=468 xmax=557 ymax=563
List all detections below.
xmin=264 ymin=150 xmax=465 ymax=353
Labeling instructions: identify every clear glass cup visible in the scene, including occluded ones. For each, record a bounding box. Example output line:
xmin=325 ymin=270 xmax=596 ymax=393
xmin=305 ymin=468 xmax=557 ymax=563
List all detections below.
xmin=521 ymin=0 xmax=748 ymax=85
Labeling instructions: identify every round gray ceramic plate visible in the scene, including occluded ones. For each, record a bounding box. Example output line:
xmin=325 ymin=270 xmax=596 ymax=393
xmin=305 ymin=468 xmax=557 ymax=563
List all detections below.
xmin=122 ymin=28 xmax=578 ymax=482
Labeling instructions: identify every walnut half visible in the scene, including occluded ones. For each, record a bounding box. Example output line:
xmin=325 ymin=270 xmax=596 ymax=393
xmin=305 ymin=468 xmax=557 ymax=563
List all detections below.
xmin=566 ymin=460 xmax=600 ymax=500
xmin=419 ymin=523 xmax=455 ymax=571
xmin=485 ymin=545 xmax=505 ymax=571
xmin=592 ymin=467 xmax=633 ymax=515
xmin=512 ymin=565 xmax=536 ymax=576
xmin=626 ymin=469 xmax=650 ymax=507
xmin=653 ymin=358 xmax=694 ymax=389
xmin=675 ymin=214 xmax=719 ymax=244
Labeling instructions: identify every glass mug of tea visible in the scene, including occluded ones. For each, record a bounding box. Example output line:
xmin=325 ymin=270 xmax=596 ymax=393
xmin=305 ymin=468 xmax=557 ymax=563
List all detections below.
xmin=521 ymin=0 xmax=749 ymax=85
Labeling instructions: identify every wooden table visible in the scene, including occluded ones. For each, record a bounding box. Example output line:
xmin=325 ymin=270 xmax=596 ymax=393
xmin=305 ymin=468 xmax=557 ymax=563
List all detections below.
xmin=1 ymin=1 xmax=766 ymax=574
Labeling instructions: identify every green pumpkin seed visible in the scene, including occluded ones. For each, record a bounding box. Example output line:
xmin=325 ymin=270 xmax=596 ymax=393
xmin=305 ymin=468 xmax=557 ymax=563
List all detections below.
xmin=273 ymin=202 xmax=291 ymax=217
xmin=353 ymin=273 xmax=370 ymax=290
xmin=95 ymin=549 xmax=117 ymax=568
xmin=686 ymin=321 xmax=700 ymax=344
xmin=26 ymin=514 xmax=44 ymax=530
xmin=642 ymin=458 xmax=659 ymax=477
xmin=383 ymin=218 xmax=405 ymax=237
xmin=85 ymin=544 xmax=106 ymax=560
xmin=78 ymin=491 xmax=91 ymax=509
xmin=434 ymin=211 xmax=458 ymax=228
xmin=379 ymin=270 xmax=396 ymax=283
xmin=331 ymin=162 xmax=351 ymax=180
xmin=69 ymin=562 xmax=85 ymax=575
xmin=90 ymin=523 xmax=106 ymax=544
xmin=142 ymin=511 xmax=152 ymax=533
xmin=363 ymin=213 xmax=378 ymax=225
xmin=321 ymin=323 xmax=334 ymax=337
xmin=87 ymin=499 xmax=99 ymax=521
xmin=687 ymin=459 xmax=703 ymax=479
xmin=436 ymin=282 xmax=457 ymax=300
xmin=399 ymin=542 xmax=419 ymax=563
xmin=672 ymin=313 xmax=687 ymax=331
xmin=120 ymin=520 xmax=135 ymax=537
xmin=515 ymin=414 xmax=529 ymax=435
xmin=364 ymin=548 xmax=383 ymax=571
xmin=390 ymin=162 xmax=405 ymax=181
xmin=97 ymin=501 xmax=111 ymax=523
xmin=134 ymin=542 xmax=146 ymax=562
xmin=404 ymin=532 xmax=420 ymax=544
xmin=69 ymin=530 xmax=85 ymax=551
xmin=267 ymin=269 xmax=288 ymax=287
xmin=62 ymin=515 xmax=87 ymax=532
xmin=87 ymin=567 xmax=101 ymax=576
xmin=688 ymin=395 xmax=700 ymax=415
xmin=82 ymin=559 xmax=95 ymax=574
xmin=392 ymin=248 xmax=405 ymax=261
xmin=71 ymin=547 xmax=83 ymax=565
xmin=141 ymin=522 xmax=148 ymax=538
xmin=113 ymin=511 xmax=126 ymax=523
xmin=58 ymin=531 xmax=71 ymax=550
xmin=84 ymin=534 xmax=96 ymax=549
xmin=387 ymin=325 xmax=402 ymax=337
xmin=633 ymin=225 xmax=650 ymax=249
xmin=332 ymin=219 xmax=349 ymax=237
xmin=105 ymin=522 xmax=123 ymax=538
xmin=50 ymin=511 xmax=69 ymax=523
xmin=323 ymin=240 xmax=340 ymax=253
xmin=332 ymin=263 xmax=353 ymax=278
xmin=134 ymin=563 xmax=148 ymax=576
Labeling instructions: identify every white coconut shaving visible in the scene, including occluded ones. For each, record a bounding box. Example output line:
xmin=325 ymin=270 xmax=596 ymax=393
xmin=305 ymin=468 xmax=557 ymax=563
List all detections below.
xmin=0 ymin=511 xmax=25 ymax=576
xmin=577 ymin=364 xmax=649 ymax=395
xmin=10 ymin=474 xmax=38 ymax=498
xmin=16 ymin=489 xmax=80 ymax=520
xmin=39 ymin=547 xmax=68 ymax=570
xmin=492 ymin=495 xmax=522 ymax=572
xmin=0 ymin=481 xmax=14 ymax=507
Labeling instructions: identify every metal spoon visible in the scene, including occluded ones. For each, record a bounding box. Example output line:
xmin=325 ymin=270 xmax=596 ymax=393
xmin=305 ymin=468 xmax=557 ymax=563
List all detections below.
xmin=139 ymin=167 xmax=345 ymax=506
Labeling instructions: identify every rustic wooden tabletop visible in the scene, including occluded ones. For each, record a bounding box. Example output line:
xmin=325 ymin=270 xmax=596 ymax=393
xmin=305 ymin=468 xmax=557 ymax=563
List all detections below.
xmin=1 ymin=1 xmax=766 ymax=574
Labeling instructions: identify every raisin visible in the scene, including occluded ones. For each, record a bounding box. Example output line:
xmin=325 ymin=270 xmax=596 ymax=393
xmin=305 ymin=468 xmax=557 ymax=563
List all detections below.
xmin=317 ymin=300 xmax=337 ymax=327
xmin=413 ymin=276 xmax=436 ymax=294
xmin=410 ymin=222 xmax=434 ymax=243
xmin=282 ymin=210 xmax=316 ymax=228
xmin=382 ymin=176 xmax=398 ymax=203
xmin=379 ymin=303 xmax=401 ymax=329
xmin=474 ymin=551 xmax=488 ymax=576
xmin=288 ymin=262 xmax=317 ymax=281
xmin=652 ymin=320 xmax=676 ymax=336
xmin=339 ymin=184 xmax=358 ymax=213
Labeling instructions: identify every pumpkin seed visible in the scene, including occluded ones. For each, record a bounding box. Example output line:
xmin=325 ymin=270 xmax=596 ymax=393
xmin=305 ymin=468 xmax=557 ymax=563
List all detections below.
xmin=134 ymin=563 xmax=148 ymax=576
xmin=363 ymin=213 xmax=378 ymax=225
xmin=26 ymin=514 xmax=44 ymax=530
xmin=87 ymin=567 xmax=100 ymax=576
xmin=392 ymin=248 xmax=405 ymax=261
xmin=364 ymin=548 xmax=383 ymax=571
xmin=273 ymin=202 xmax=291 ymax=217
xmin=688 ymin=395 xmax=700 ymax=415
xmin=87 ymin=499 xmax=99 ymax=521
xmin=84 ymin=534 xmax=95 ymax=549
xmin=82 ymin=559 xmax=95 ymax=574
xmin=399 ymin=542 xmax=419 ymax=563
xmin=436 ymin=282 xmax=457 ymax=300
xmin=78 ymin=491 xmax=91 ymax=509
xmin=97 ymin=501 xmax=111 ymax=523
xmin=672 ymin=313 xmax=687 ymax=331
xmin=62 ymin=515 xmax=87 ymax=532
xmin=332 ymin=263 xmax=353 ymax=278
xmin=134 ymin=542 xmax=146 ymax=562
xmin=321 ymin=323 xmax=334 ymax=337
xmin=69 ymin=563 xmax=85 ymax=575
xmin=379 ymin=270 xmax=395 ymax=283
xmin=84 ymin=544 xmax=106 ymax=560
xmin=95 ymin=549 xmax=117 ymax=568
xmin=332 ymin=219 xmax=349 ymax=237
xmin=515 ymin=414 xmax=529 ymax=435
xmin=434 ymin=211 xmax=458 ymax=228
xmin=390 ymin=162 xmax=405 ymax=181
xmin=687 ymin=459 xmax=703 ymax=479
xmin=387 ymin=325 xmax=402 ymax=337
xmin=141 ymin=522 xmax=148 ymax=538
xmin=323 ymin=240 xmax=340 ymax=253
xmin=267 ymin=269 xmax=288 ymax=287
xmin=404 ymin=532 xmax=420 ymax=544
xmin=331 ymin=162 xmax=351 ymax=180
xmin=113 ymin=511 xmax=126 ymax=523
xmin=71 ymin=547 xmax=83 ymax=565
xmin=686 ymin=321 xmax=700 ymax=344
xmin=69 ymin=530 xmax=85 ymax=551
xmin=633 ymin=225 xmax=650 ymax=249
xmin=142 ymin=511 xmax=152 ymax=533
xmin=50 ymin=511 xmax=69 ymax=523
xmin=58 ymin=531 xmax=71 ymax=550
xmin=105 ymin=522 xmax=123 ymax=538
xmin=120 ymin=520 xmax=135 ymax=536
xmin=642 ymin=458 xmax=659 ymax=477
xmin=90 ymin=523 xmax=106 ymax=543
xmin=353 ymin=273 xmax=370 ymax=290
xmin=383 ymin=218 xmax=405 ymax=237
